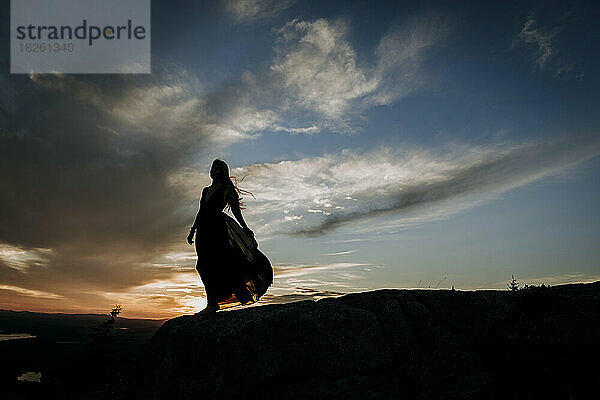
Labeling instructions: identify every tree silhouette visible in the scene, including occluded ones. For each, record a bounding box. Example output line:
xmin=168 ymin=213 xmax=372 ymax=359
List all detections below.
xmin=89 ymin=304 xmax=122 ymax=351
xmin=507 ymin=275 xmax=520 ymax=291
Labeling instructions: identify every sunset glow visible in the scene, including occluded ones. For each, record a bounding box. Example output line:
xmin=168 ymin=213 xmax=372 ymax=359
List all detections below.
xmin=1 ymin=0 xmax=599 ymax=318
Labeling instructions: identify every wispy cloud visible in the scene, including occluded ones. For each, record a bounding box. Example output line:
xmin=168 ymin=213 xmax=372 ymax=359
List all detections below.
xmin=0 ymin=284 xmax=64 ymax=299
xmin=368 ymin=14 xmax=448 ymax=105
xmin=225 ymin=0 xmax=298 ymax=23
xmin=270 ymin=16 xmax=446 ymax=131
xmin=0 ymin=244 xmax=52 ymax=272
xmin=258 ymin=287 xmax=345 ymax=304
xmin=271 ymin=19 xmax=379 ymax=120
xmin=273 ymin=124 xmax=320 ymax=135
xmin=324 ymin=250 xmax=358 ymax=256
xmin=233 ymin=136 xmax=600 ymax=236
xmin=256 ymin=263 xmax=376 ymax=307
xmin=273 ymin=262 xmax=368 ymax=277
xmin=513 ymin=16 xmax=556 ymax=70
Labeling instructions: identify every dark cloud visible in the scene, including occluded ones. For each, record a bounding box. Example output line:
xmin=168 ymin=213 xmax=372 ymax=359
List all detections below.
xmin=0 ymin=72 xmax=201 ymax=249
xmin=0 ymin=68 xmax=215 ymax=308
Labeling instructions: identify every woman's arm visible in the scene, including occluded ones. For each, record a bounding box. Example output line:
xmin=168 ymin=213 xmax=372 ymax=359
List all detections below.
xmin=187 ymin=188 xmax=206 ymax=244
xmin=226 ymin=185 xmax=253 ymax=236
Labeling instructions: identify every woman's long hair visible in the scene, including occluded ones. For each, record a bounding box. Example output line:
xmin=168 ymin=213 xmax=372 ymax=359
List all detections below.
xmin=212 ymin=159 xmax=254 ymax=210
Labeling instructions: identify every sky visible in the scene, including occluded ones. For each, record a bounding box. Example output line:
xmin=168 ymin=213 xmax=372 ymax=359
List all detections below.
xmin=1 ymin=0 xmax=599 ymax=318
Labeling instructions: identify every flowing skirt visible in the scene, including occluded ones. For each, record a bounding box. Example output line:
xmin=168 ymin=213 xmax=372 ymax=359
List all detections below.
xmin=195 ymin=212 xmax=272 ymax=308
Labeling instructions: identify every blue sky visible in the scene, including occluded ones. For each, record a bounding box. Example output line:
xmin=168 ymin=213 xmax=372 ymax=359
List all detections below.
xmin=0 ymin=0 xmax=599 ymax=317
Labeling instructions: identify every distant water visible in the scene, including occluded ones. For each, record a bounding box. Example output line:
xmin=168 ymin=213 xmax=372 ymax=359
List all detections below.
xmin=0 ymin=332 xmax=36 ymax=341
xmin=18 ymin=372 xmax=41 ymax=383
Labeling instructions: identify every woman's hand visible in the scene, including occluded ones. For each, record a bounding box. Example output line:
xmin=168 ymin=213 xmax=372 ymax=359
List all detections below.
xmin=187 ymin=229 xmax=195 ymax=245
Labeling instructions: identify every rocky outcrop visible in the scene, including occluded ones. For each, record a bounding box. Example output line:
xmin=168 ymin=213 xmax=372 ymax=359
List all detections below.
xmin=134 ymin=282 xmax=600 ymax=399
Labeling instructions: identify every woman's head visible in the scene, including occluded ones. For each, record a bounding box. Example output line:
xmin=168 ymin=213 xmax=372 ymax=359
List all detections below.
xmin=208 ymin=159 xmax=254 ymax=209
xmin=210 ymin=159 xmax=229 ymax=181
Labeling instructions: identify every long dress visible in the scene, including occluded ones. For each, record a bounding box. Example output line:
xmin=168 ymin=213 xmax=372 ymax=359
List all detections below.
xmin=192 ymin=183 xmax=272 ymax=309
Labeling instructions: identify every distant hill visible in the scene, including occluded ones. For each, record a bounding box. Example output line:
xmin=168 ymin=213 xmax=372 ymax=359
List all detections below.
xmin=136 ymin=282 xmax=600 ymax=399
xmin=0 ymin=309 xmax=164 ymax=343
xmin=1 ymin=309 xmax=164 ymax=399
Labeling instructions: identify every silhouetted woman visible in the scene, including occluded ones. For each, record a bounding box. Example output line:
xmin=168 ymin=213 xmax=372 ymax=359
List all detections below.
xmin=187 ymin=159 xmax=273 ymax=314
